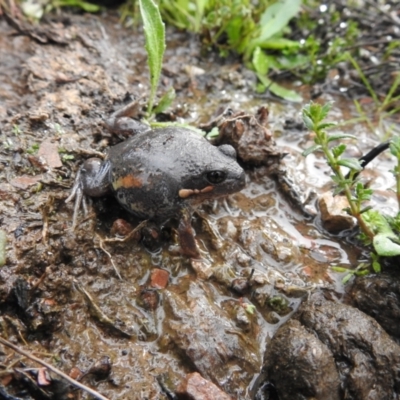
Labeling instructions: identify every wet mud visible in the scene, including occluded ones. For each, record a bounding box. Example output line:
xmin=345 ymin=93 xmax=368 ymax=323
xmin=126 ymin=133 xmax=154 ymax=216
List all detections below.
xmin=0 ymin=9 xmax=400 ymax=400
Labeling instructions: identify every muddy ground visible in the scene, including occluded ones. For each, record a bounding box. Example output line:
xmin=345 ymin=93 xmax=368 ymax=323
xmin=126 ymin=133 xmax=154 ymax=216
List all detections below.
xmin=0 ymin=5 xmax=400 ymax=400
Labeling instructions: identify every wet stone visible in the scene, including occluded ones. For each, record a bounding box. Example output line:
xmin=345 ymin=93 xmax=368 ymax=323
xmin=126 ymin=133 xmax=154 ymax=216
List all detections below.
xmin=176 ymin=372 xmax=233 ymax=400
xmin=110 ymin=218 xmax=135 ymax=238
xmin=262 ymin=294 xmax=400 ymax=400
xmin=318 ymin=191 xmax=356 ymax=233
xmin=264 ymin=319 xmax=341 ymax=400
xmin=266 ymin=151 xmax=317 ymax=214
xmin=213 ymin=107 xmax=283 ymax=166
xmin=150 ymin=268 xmax=169 ymax=289
xmin=234 ymin=216 xmax=300 ymax=263
xmin=163 ymin=282 xmax=261 ymax=398
xmin=347 ymin=272 xmax=400 ymax=338
xmin=297 ymin=294 xmax=400 ymax=400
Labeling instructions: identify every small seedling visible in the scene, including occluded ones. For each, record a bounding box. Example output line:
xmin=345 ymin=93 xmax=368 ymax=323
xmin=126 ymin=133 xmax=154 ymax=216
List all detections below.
xmin=12 ymin=125 xmax=22 ymax=135
xmin=62 ymin=154 xmax=75 ymax=162
xmin=26 ymin=143 xmax=40 ymax=154
xmin=302 ymin=101 xmax=400 ymax=276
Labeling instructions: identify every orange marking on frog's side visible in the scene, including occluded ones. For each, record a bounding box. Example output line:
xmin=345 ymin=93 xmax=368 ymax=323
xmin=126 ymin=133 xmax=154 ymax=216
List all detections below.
xmin=113 ymin=174 xmax=142 ymax=190
xmin=179 ymin=185 xmax=214 ymax=199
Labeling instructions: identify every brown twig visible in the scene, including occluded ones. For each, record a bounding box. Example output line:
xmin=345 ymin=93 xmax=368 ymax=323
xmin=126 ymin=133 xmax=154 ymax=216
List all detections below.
xmin=0 ymin=336 xmax=110 ymax=400
xmin=74 ymin=281 xmax=132 ymax=339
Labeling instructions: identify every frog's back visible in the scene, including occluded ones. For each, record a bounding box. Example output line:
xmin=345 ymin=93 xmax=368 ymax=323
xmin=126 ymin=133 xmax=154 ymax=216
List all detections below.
xmin=106 ymin=127 xmax=206 ymax=220
xmin=106 ymin=126 xmax=245 ymax=221
xmin=107 ymin=127 xmax=206 ymax=162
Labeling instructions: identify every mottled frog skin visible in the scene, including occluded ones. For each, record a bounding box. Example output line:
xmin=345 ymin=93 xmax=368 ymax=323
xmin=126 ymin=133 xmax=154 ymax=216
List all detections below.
xmin=66 ymin=104 xmax=246 ymax=228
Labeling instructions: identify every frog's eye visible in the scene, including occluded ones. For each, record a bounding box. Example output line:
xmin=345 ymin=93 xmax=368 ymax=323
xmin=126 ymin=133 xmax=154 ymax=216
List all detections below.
xmin=206 ymin=170 xmax=227 ymax=184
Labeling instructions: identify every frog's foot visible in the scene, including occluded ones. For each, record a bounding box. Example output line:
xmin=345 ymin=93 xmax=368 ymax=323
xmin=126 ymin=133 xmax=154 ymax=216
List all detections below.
xmin=66 ymin=158 xmax=111 ymax=229
xmin=105 ymin=101 xmax=150 ymax=137
xmin=178 ymin=209 xmax=201 ymax=259
xmin=65 ymin=169 xmax=91 ymax=229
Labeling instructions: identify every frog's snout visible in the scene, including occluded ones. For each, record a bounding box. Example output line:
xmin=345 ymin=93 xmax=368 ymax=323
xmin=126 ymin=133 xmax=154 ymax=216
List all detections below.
xmin=235 ymin=169 xmax=246 ymax=192
xmin=223 ymin=166 xmax=246 ymax=194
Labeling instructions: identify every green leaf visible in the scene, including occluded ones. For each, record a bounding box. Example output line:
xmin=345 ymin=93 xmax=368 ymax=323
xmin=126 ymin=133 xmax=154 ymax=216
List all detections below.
xmin=373 ymin=234 xmax=400 ymax=256
xmin=332 ymin=143 xmax=346 ymax=157
xmin=256 ymin=73 xmax=302 ymax=102
xmin=331 ymin=266 xmax=350 ymax=273
xmin=58 ymin=0 xmax=100 ymax=12
xmin=362 ymin=210 xmax=393 ymax=235
xmin=355 ymin=269 xmax=370 ymax=277
xmin=139 ymin=0 xmax=166 ymax=117
xmin=316 ymin=122 xmax=337 ymax=131
xmin=327 ymin=133 xmax=357 ymax=142
xmin=252 ymin=47 xmax=270 ymax=76
xmin=360 ymin=205 xmax=373 ymax=214
xmin=152 ymin=88 xmax=176 ymax=115
xmin=302 ymin=144 xmax=321 ymax=157
xmin=207 ymin=127 xmax=220 ymax=138
xmin=337 ymin=158 xmax=363 ymax=171
xmin=258 ymin=38 xmax=301 ymax=50
xmin=342 ymin=274 xmax=353 ymax=284
xmin=256 ymin=0 xmax=302 ymax=45
xmin=243 ymin=303 xmax=256 ymax=314
xmin=372 ymin=261 xmax=382 ymax=273
xmin=320 ymin=102 xmax=333 ymax=120
xmin=302 ymin=113 xmax=314 ymax=131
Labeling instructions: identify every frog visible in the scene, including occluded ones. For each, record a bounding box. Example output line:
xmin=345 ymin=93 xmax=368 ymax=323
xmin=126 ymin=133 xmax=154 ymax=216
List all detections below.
xmin=66 ymin=102 xmax=246 ymax=257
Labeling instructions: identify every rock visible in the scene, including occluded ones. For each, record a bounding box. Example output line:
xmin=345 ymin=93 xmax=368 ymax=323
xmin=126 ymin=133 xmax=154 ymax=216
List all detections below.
xmin=110 ymin=219 xmax=135 ymax=237
xmin=297 ymin=295 xmax=400 ymax=400
xmin=150 ymin=268 xmax=169 ymax=289
xmin=164 ymin=283 xmax=261 ymax=398
xmin=176 ymin=372 xmax=233 ymax=400
xmin=38 ymin=138 xmax=63 ymax=169
xmin=261 ymin=294 xmax=400 ymax=400
xmin=347 ymin=272 xmax=400 ymax=338
xmin=213 ymin=108 xmax=283 ymax=166
xmin=318 ymin=191 xmax=356 ymax=233
xmin=10 ymin=175 xmax=42 ymax=189
xmin=264 ymin=319 xmax=341 ymax=400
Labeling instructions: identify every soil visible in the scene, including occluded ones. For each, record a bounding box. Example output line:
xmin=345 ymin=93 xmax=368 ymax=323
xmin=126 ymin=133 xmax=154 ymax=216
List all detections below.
xmin=0 ymin=5 xmax=399 ymax=400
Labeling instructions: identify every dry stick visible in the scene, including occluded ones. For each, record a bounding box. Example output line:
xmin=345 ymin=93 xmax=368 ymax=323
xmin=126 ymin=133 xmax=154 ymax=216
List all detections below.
xmin=0 ymin=336 xmax=110 ymax=400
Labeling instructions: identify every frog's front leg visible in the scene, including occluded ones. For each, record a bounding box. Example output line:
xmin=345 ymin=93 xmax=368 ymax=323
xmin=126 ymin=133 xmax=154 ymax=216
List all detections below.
xmin=105 ymin=101 xmax=150 ymax=137
xmin=66 ymin=158 xmax=111 ymax=228
xmin=177 ymin=208 xmax=201 ymax=259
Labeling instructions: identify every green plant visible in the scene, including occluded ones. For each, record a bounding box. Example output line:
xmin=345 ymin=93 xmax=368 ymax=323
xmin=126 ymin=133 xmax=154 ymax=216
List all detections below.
xmin=347 ymin=54 xmax=400 ymax=138
xmin=302 ymin=102 xmax=400 ymax=276
xmin=12 ymin=125 xmax=21 ymax=135
xmin=20 ymin=0 xmax=100 ymax=20
xmin=138 ymin=0 xmax=166 ymax=118
xmin=159 ymin=0 xmax=206 ymax=33
xmin=26 ymin=143 xmax=40 ymax=154
xmin=153 ymin=0 xmax=304 ymax=102
xmin=331 ymin=258 xmax=379 ymax=284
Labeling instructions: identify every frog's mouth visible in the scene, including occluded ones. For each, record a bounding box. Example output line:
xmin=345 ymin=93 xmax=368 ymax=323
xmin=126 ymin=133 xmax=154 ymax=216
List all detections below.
xmin=178 ymin=186 xmax=214 ymax=199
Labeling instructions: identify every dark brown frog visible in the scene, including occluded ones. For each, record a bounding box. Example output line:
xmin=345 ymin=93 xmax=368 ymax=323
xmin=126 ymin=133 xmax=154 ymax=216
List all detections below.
xmin=66 ymin=102 xmax=246 ymax=256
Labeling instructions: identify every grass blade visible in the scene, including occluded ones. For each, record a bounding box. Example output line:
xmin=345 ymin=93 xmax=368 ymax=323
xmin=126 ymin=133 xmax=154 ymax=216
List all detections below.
xmin=139 ymin=0 xmax=166 ymax=117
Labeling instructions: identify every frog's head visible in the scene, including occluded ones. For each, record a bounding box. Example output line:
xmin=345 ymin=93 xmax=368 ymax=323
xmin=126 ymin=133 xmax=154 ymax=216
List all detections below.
xmin=178 ymin=143 xmax=246 ymax=202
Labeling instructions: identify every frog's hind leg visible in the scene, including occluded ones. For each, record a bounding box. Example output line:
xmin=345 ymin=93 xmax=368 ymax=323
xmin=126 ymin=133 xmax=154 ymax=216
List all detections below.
xmin=65 ymin=169 xmax=88 ymax=229
xmin=105 ymin=101 xmax=150 ymax=137
xmin=66 ymin=159 xmax=111 ymax=229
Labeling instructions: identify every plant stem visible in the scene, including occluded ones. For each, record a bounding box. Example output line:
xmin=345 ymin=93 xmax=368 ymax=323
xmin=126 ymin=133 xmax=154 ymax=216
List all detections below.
xmin=323 ymin=143 xmax=375 ymax=240
xmin=396 ymin=164 xmax=400 ymax=210
xmin=0 ymin=336 xmax=110 ymax=400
